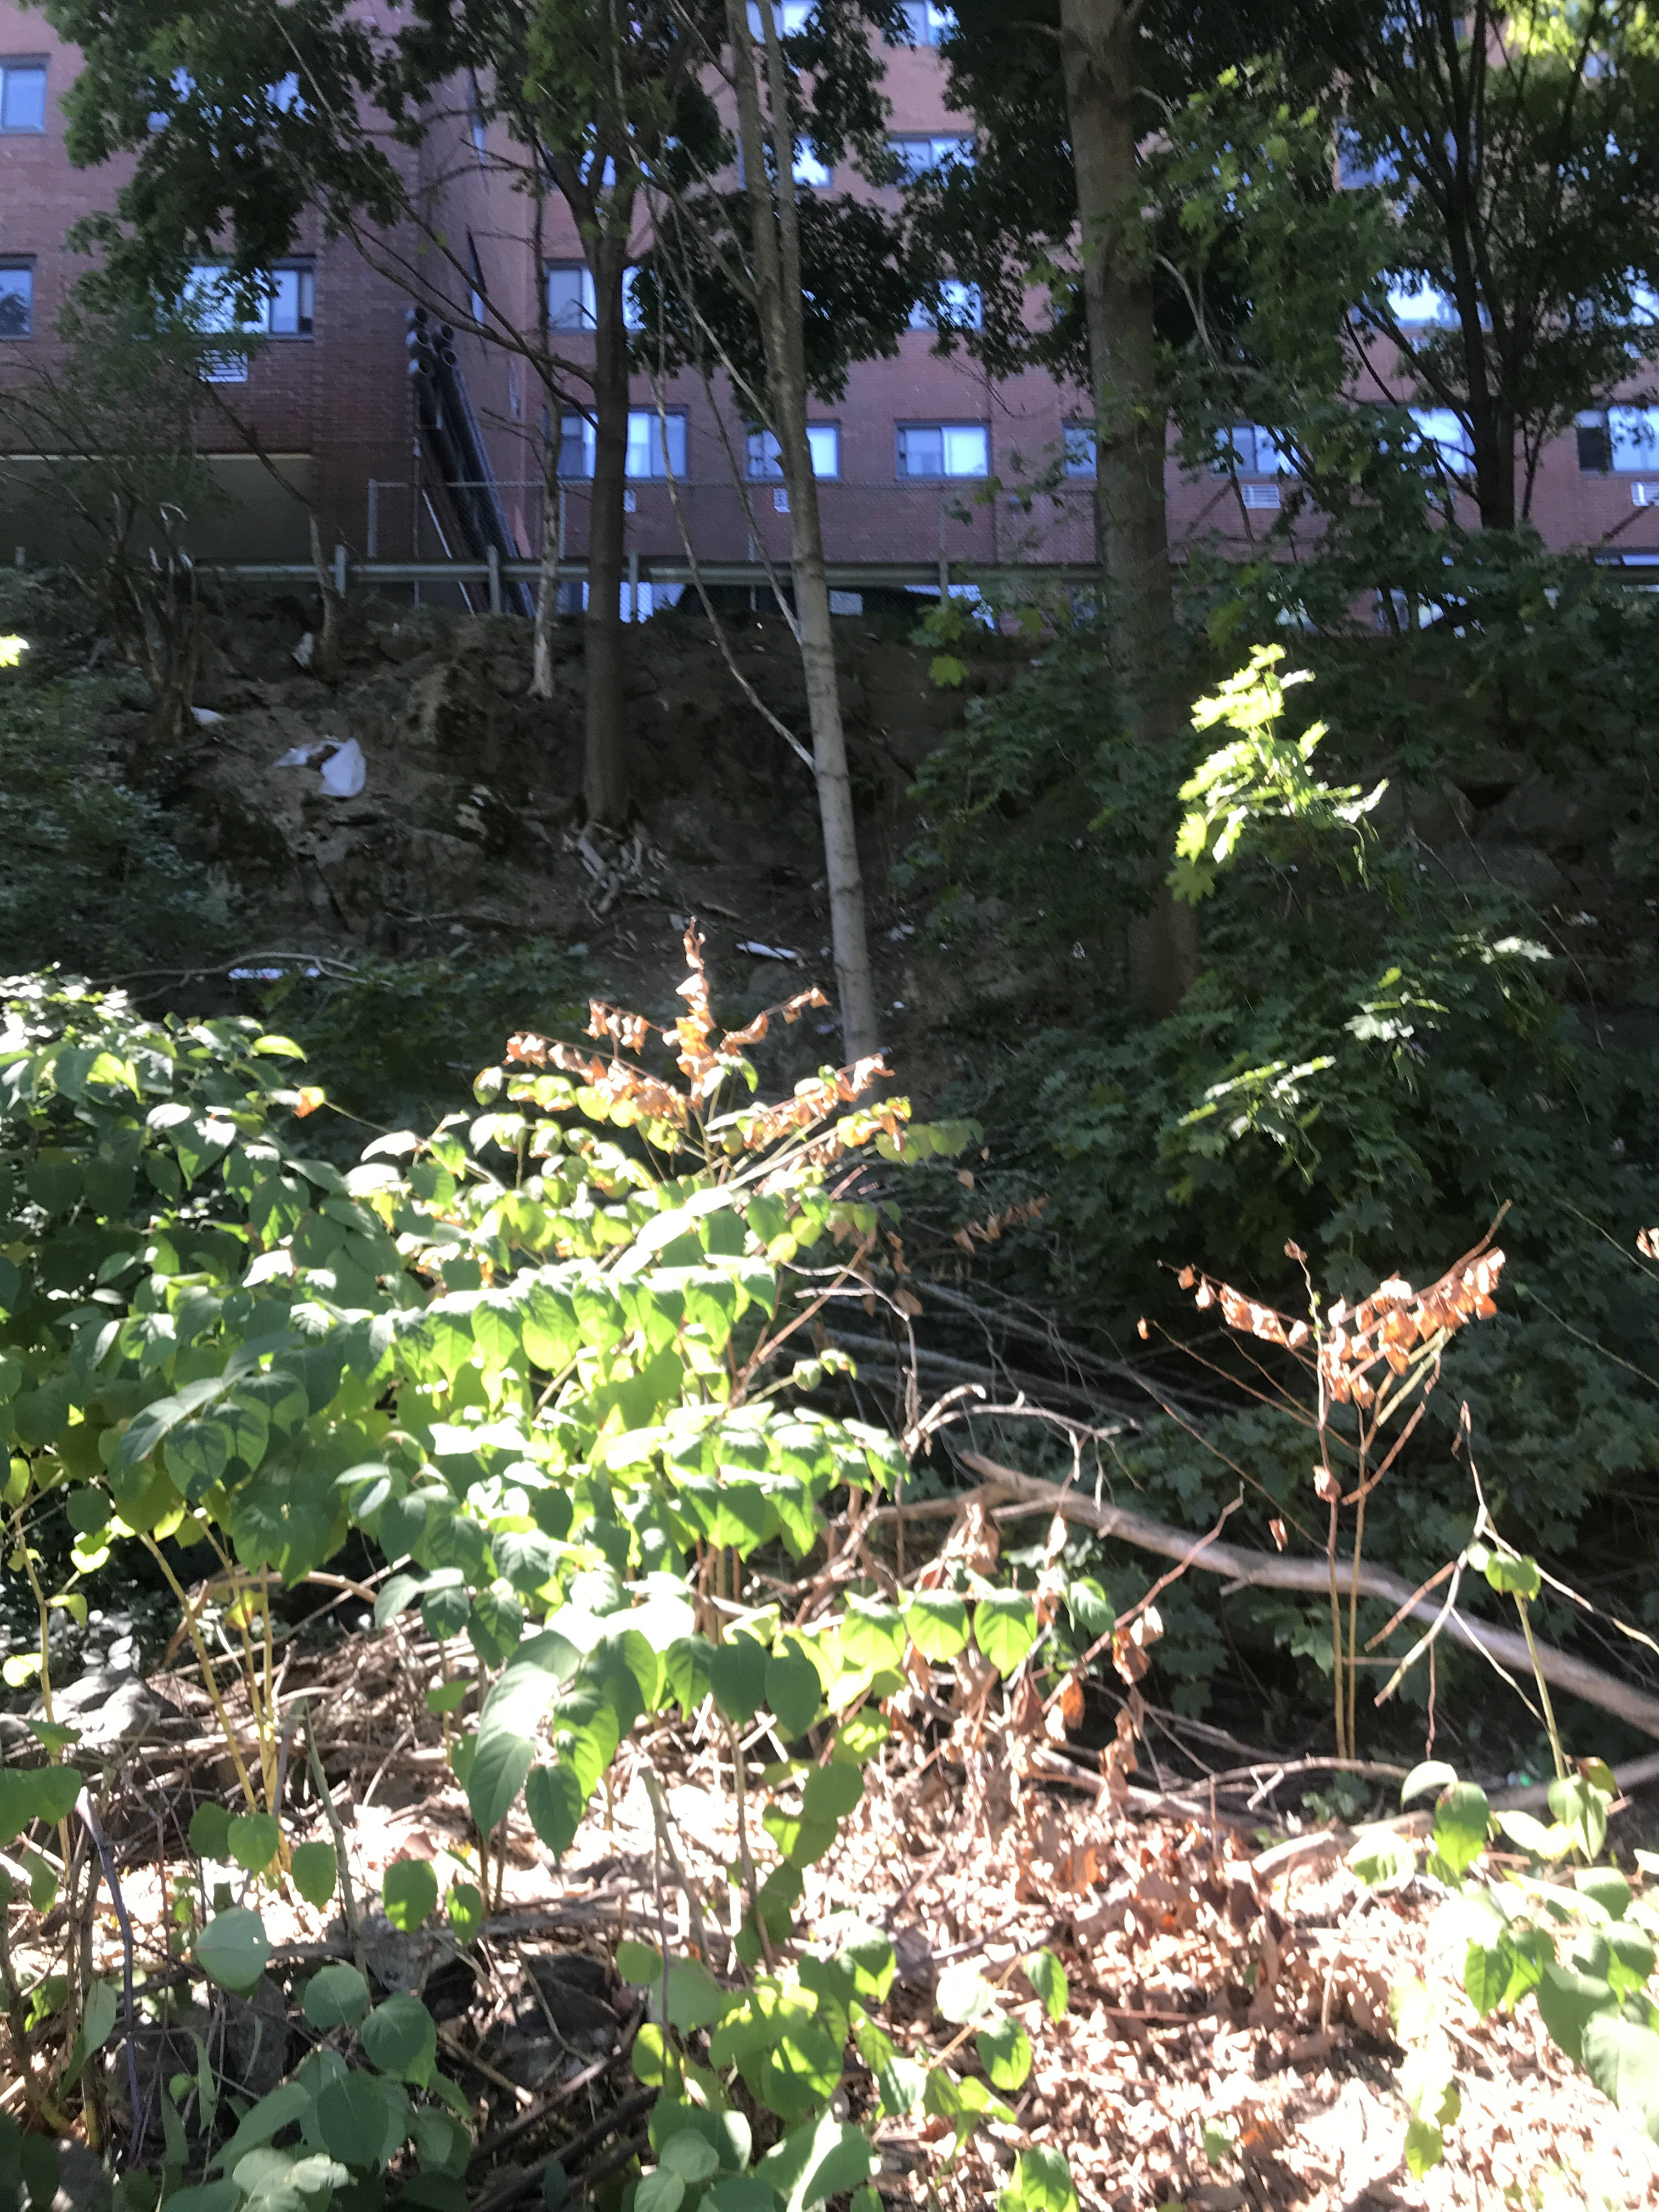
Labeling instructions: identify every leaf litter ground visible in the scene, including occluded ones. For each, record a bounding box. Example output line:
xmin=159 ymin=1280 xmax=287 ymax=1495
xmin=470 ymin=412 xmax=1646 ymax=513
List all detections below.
xmin=12 ymin=1621 xmax=1658 ymax=2212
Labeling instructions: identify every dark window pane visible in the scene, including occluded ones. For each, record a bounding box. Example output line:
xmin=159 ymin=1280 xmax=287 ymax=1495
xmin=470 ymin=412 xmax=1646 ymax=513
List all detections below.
xmin=0 ymin=268 xmax=33 ymax=336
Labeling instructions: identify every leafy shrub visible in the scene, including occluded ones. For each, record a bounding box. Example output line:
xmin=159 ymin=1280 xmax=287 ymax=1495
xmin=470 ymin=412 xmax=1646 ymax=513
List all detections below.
xmin=0 ymin=654 xmax=239 ymax=977
xmin=1 ymin=946 xmax=1091 ymax=2207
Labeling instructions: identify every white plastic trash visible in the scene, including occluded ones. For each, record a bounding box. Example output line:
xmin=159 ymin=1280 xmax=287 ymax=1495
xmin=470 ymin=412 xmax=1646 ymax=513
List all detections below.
xmin=190 ymin=706 xmax=225 ymax=727
xmin=319 ymin=737 xmax=366 ymax=798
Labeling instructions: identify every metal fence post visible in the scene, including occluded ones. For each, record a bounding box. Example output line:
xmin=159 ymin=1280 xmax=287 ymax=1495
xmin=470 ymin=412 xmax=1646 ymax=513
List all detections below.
xmin=332 ymin=543 xmax=349 ymax=599
xmin=487 ymin=542 xmax=502 ymax=614
xmin=627 ymin=547 xmax=640 ymax=624
xmin=366 ymin=481 xmax=380 ymax=560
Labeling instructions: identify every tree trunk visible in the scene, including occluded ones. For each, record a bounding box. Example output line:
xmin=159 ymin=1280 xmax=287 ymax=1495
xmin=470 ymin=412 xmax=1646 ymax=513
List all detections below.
xmin=727 ymin=0 xmax=879 ymax=1062
xmin=531 ymin=436 xmax=563 ymax=699
xmin=583 ymin=259 xmax=631 ymax=825
xmin=307 ymin=510 xmax=344 ymax=672
xmin=1057 ymin=0 xmax=1195 ymax=1016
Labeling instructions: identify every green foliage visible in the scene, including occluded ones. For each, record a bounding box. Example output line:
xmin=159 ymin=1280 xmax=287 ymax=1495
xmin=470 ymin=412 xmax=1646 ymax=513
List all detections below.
xmin=0 ymin=645 xmax=239 ymax=975
xmin=1 ymin=945 xmax=1077 ymax=2208
xmin=1355 ymin=1758 xmax=1659 ymax=2164
xmin=1170 ymin=647 xmax=1385 ymax=905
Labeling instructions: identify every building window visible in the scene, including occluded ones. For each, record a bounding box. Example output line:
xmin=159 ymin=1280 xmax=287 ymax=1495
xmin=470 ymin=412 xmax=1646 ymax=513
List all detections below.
xmin=747 ymin=425 xmax=840 ymax=478
xmin=0 ymin=60 xmax=47 ymax=133
xmin=545 ymin=263 xmax=644 ymax=332
xmin=746 ymin=2 xmax=815 ymax=35
xmin=910 ymin=279 xmax=982 ymax=331
xmin=899 ymin=3 xmax=956 ymax=43
xmin=1214 ymin=425 xmax=1289 ymax=477
xmin=1409 ymin=406 xmax=1472 ymax=470
xmin=0 ymin=262 xmax=33 ymax=338
xmin=896 ymin=422 xmax=988 ymax=478
xmin=560 ymin=408 xmax=687 ymax=479
xmin=888 ymin=135 xmax=974 ymax=181
xmin=1387 ymin=275 xmax=1455 ymax=327
xmin=1063 ymin=423 xmax=1096 ymax=476
xmin=267 ymin=264 xmax=314 ymax=336
xmin=467 ymin=70 xmax=487 ymax=157
xmin=1579 ymin=405 xmax=1659 ymax=473
xmin=793 ymin=143 xmax=832 ymax=189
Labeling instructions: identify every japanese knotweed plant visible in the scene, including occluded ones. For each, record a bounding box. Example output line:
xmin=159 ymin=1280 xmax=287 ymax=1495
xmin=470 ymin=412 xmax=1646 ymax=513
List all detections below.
xmin=1 ymin=940 xmax=1082 ymax=2209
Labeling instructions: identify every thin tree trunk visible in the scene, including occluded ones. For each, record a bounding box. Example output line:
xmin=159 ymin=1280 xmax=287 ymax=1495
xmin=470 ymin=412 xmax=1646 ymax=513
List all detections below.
xmin=1057 ymin=0 xmax=1195 ymax=1017
xmin=584 ymin=261 xmax=631 ymax=825
xmin=727 ymin=0 xmax=879 ymax=1062
xmin=306 ymin=510 xmax=343 ymax=669
xmin=532 ymin=436 xmax=563 ymax=699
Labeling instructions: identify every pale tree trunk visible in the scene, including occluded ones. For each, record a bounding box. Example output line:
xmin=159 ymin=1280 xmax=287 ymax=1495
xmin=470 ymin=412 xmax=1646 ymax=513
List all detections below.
xmin=531 ymin=437 xmax=562 ymax=699
xmin=1058 ymin=0 xmax=1195 ymax=1015
xmin=584 ymin=249 xmax=632 ymax=825
xmin=726 ymin=0 xmax=879 ymax=1062
xmin=306 ymin=510 xmax=343 ymax=669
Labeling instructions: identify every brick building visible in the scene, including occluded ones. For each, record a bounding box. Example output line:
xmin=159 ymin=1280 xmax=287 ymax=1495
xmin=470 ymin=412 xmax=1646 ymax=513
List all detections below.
xmin=2 ymin=2 xmax=1657 ymax=592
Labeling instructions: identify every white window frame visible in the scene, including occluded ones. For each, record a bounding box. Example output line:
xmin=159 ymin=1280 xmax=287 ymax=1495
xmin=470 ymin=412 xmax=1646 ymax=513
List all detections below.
xmin=545 ymin=262 xmax=645 ymax=333
xmin=896 ymin=422 xmax=989 ymax=479
xmin=560 ymin=407 xmax=687 ymax=480
xmin=888 ymin=134 xmax=974 ymax=181
xmin=0 ymin=58 xmax=47 ymax=133
xmin=1062 ymin=422 xmax=1096 ymax=476
xmin=746 ymin=425 xmax=840 ymax=479
xmin=1213 ymin=424 xmax=1291 ymax=478
xmin=1409 ymin=406 xmax=1473 ymax=471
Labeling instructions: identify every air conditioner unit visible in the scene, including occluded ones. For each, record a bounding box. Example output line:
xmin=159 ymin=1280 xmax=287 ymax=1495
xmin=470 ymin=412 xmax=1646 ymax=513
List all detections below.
xmin=1633 ymin=481 xmax=1657 ymax=507
xmin=1242 ymin=481 xmax=1281 ymax=510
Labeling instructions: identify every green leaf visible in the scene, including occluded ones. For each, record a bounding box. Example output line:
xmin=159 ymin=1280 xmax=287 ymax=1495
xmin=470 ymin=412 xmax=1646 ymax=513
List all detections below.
xmin=635 ymin=2174 xmax=685 ymax=2212
xmin=227 ymin=1813 xmax=280 ymax=1874
xmin=660 ymin=2135 xmax=720 ymax=2186
xmin=973 ymin=1591 xmax=1038 ymax=1678
xmin=1348 ymin=1827 xmax=1415 ymax=1888
xmin=840 ymin=1597 xmax=905 ymax=1674
xmin=977 ymin=2018 xmax=1033 ymax=2090
xmin=194 ymin=1908 xmax=272 ymax=1993
xmin=382 ymin=1858 xmax=438 ymax=1933
xmin=63 ymin=1977 xmax=118 ymax=2089
xmin=766 ymin=1649 xmax=822 ymax=1741
xmin=1481 ymin=1551 xmax=1542 ymax=1600
xmin=1583 ymin=2012 xmax=1659 ymax=2129
xmin=710 ymin=1632 xmax=770 ymax=1723
xmin=289 ymin=1841 xmax=337 ymax=1911
xmin=189 ymin=1802 xmax=233 ymax=1861
xmin=1536 ymin=1961 xmax=1615 ymax=2067
xmin=0 ymin=1765 xmax=83 ymax=1844
xmin=1403 ymin=2118 xmax=1446 ymax=2179
xmin=1431 ymin=1782 xmax=1490 ymax=1880
xmin=426 ymin=1679 xmax=470 ymax=1716
xmin=936 ymin=1964 xmax=993 ymax=2025
xmin=448 ymin=1880 xmax=484 ymax=1942
xmin=524 ymin=1762 xmax=586 ymax=1858
xmin=1577 ymin=1866 xmax=1632 ymax=1920
xmin=362 ymin=1993 xmax=438 ymax=2085
xmin=1549 ymin=1773 xmax=1610 ymax=1863
xmin=754 ymin=2113 xmax=874 ymax=2211
xmin=1025 ymin=1948 xmax=1068 ymax=2022
xmin=467 ymin=1728 xmax=535 ymax=1838
xmin=315 ymin=2072 xmax=396 ymax=2172
xmin=1400 ymin=1760 xmax=1459 ymax=1806
xmin=802 ymin=1763 xmax=863 ymax=1825
xmin=904 ymin=1592 xmax=969 ymax=1661
xmin=1203 ymin=2123 xmax=1233 ymax=2166
xmin=997 ymin=2147 xmax=1078 ymax=2212
xmin=303 ymin=1963 xmax=371 ymax=2030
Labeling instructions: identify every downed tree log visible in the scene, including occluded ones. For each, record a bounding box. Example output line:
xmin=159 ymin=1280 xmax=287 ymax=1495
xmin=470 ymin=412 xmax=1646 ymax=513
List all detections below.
xmin=958 ymin=1451 xmax=1659 ymax=1743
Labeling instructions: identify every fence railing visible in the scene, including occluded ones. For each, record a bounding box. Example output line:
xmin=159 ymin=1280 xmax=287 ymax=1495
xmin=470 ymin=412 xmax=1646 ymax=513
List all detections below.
xmin=204 ymin=544 xmax=1103 ymax=616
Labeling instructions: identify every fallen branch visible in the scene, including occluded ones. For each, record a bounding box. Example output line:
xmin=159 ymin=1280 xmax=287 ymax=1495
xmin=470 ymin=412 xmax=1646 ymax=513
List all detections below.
xmin=959 ymin=1453 xmax=1659 ymax=1742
